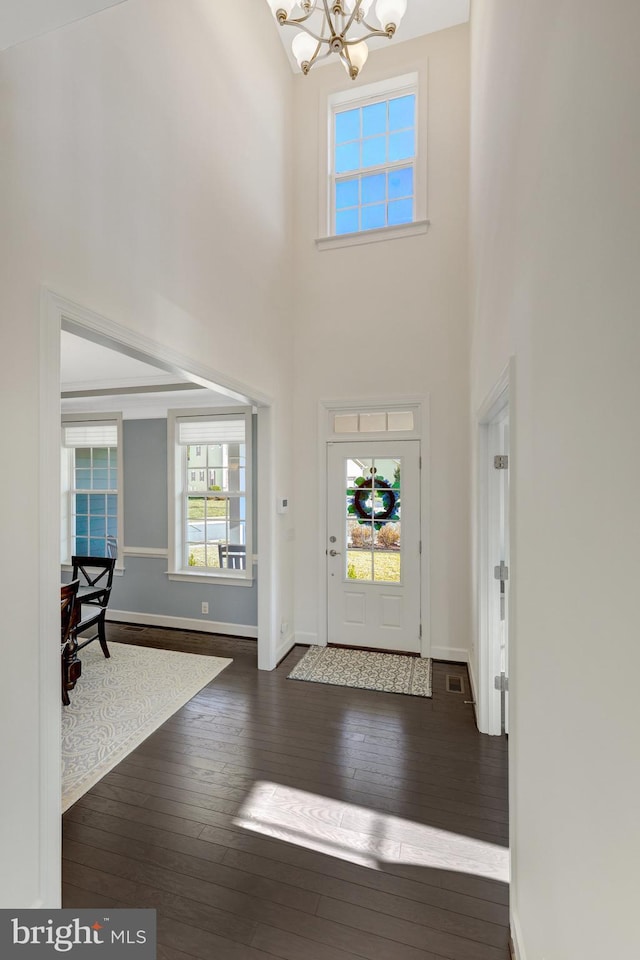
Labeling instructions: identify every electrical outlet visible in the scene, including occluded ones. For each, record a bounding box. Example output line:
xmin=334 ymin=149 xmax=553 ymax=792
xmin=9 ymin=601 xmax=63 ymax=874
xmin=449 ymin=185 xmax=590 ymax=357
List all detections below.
xmin=201 ymin=602 xmax=209 ymax=615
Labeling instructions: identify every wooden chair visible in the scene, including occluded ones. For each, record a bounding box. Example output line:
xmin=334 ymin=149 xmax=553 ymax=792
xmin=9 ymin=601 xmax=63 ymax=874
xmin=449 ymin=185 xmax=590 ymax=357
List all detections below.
xmin=218 ymin=543 xmax=247 ymax=570
xmin=71 ymin=555 xmax=116 ymax=659
xmin=61 ymin=579 xmax=80 ymax=706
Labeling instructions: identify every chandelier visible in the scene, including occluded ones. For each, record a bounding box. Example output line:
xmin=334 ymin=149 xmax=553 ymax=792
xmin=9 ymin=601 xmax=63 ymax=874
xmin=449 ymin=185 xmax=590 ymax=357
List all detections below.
xmin=267 ymin=1 xmax=408 ymax=80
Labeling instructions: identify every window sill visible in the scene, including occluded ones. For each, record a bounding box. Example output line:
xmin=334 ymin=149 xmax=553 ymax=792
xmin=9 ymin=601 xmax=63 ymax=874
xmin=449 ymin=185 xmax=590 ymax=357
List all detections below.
xmin=167 ymin=570 xmax=254 ymax=587
xmin=316 ymin=219 xmax=430 ymax=252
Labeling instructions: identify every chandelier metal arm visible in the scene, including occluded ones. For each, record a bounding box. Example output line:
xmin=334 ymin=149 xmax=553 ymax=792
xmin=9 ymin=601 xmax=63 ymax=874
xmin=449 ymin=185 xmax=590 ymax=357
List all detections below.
xmin=321 ymin=0 xmax=341 ymax=46
xmin=343 ymin=1 xmax=361 ymax=34
xmin=278 ymin=11 xmax=327 ymax=45
xmin=341 ymin=28 xmax=395 ymax=45
xmin=277 ymin=19 xmax=391 ymax=47
xmin=306 ymin=38 xmax=325 ymax=70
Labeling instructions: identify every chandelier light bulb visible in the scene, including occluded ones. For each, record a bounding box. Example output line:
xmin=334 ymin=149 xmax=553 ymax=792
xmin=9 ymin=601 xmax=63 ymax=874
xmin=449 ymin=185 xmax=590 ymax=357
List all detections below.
xmin=375 ymin=0 xmax=407 ymax=33
xmin=268 ymin=0 xmax=297 ymax=22
xmin=346 ymin=40 xmax=369 ymax=78
xmin=292 ymin=32 xmax=319 ymax=72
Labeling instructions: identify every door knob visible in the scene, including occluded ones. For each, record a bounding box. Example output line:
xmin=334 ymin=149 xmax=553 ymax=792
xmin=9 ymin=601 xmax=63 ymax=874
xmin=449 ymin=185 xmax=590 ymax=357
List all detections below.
xmin=329 ymin=549 xmax=341 ymax=557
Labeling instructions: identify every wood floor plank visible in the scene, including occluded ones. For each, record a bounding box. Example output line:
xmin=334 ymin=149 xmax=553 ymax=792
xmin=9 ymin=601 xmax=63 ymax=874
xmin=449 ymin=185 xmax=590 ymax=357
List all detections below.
xmin=64 ymin=627 xmax=510 ymax=960
xmin=221 ymin=847 xmax=509 ymax=933
xmin=317 ymin=896 xmax=508 ymax=959
xmin=155 ymin=916 xmax=272 ymax=960
xmin=249 ymin=924 xmax=368 ymax=960
xmin=117 ymin=750 xmax=508 ymax=822
xmin=64 ymin=837 xmax=321 ymax=915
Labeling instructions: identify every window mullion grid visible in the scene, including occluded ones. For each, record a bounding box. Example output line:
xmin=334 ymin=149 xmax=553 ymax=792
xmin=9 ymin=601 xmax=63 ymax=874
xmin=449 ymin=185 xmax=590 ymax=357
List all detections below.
xmin=335 ymin=159 xmax=416 ymax=222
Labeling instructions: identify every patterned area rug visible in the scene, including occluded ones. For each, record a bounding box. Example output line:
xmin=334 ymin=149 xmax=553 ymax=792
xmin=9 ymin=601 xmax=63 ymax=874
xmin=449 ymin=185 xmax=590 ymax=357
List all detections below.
xmin=62 ymin=641 xmax=231 ymax=811
xmin=288 ymin=646 xmax=432 ymax=698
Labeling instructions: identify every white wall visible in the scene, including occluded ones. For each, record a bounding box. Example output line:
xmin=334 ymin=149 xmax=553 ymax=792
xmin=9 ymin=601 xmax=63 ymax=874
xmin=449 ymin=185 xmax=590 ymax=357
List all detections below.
xmin=0 ymin=0 xmax=293 ymax=908
xmin=470 ymin=2 xmax=640 ymax=956
xmin=291 ymin=26 xmax=471 ymax=660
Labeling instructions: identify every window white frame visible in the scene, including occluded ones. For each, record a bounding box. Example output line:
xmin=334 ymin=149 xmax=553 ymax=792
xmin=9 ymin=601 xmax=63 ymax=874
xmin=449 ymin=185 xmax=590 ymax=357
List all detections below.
xmin=167 ymin=406 xmax=254 ymax=585
xmin=61 ymin=412 xmax=124 ymax=570
xmin=318 ymin=70 xmax=430 ymax=250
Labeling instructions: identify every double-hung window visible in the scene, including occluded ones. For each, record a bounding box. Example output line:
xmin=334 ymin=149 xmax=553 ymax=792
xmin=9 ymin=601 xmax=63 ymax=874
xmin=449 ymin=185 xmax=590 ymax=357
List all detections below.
xmin=168 ymin=409 xmax=253 ymax=583
xmin=331 ymin=74 xmax=418 ymax=237
xmin=61 ymin=416 xmax=123 ymax=563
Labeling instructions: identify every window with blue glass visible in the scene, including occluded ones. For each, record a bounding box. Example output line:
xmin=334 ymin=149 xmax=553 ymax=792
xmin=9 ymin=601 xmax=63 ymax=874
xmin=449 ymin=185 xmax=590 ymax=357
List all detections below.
xmin=333 ymin=90 xmax=416 ymax=236
xmin=62 ymin=420 xmax=120 ymax=561
xmin=72 ymin=447 xmax=118 ymax=557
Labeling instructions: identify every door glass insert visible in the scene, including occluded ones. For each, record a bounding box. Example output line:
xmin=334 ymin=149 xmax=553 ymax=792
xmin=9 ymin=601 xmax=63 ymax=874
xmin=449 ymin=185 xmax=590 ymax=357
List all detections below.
xmin=345 ymin=457 xmax=401 ymax=583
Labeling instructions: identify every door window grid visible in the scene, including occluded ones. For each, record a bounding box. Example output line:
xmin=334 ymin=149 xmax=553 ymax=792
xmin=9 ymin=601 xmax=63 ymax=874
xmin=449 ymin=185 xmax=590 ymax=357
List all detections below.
xmin=345 ymin=457 xmax=402 ymax=583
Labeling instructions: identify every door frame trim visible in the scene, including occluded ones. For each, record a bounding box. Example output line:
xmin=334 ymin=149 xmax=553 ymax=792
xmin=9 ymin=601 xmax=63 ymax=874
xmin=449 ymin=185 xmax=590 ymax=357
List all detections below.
xmin=317 ymin=396 xmax=430 ymax=658
xmin=476 ymin=363 xmax=512 ymax=735
xmin=38 ymin=289 xmax=277 ymax=906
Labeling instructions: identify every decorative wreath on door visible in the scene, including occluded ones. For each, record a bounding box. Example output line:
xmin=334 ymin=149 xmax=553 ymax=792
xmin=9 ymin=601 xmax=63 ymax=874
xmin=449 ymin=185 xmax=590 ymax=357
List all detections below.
xmin=347 ymin=474 xmax=400 ymax=530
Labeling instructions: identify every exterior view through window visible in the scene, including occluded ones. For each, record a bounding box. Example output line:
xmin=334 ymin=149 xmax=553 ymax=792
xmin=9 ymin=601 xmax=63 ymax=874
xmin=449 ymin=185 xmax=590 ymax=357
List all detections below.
xmin=333 ymin=91 xmax=416 ymax=236
xmin=177 ymin=415 xmax=249 ymax=572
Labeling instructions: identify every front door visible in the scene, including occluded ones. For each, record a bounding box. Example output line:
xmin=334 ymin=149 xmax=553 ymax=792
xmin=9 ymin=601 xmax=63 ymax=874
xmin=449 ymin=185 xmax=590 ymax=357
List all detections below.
xmin=327 ymin=440 xmax=421 ymax=652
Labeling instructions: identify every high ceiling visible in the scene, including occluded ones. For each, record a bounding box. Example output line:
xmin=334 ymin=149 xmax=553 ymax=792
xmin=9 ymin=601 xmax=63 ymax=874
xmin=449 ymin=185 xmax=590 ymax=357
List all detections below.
xmin=0 ymin=1 xmax=469 ymax=63
xmin=266 ymin=0 xmax=471 ymax=72
xmin=60 ymin=332 xmax=241 ymax=419
xmin=0 ymin=0 xmax=127 ymax=52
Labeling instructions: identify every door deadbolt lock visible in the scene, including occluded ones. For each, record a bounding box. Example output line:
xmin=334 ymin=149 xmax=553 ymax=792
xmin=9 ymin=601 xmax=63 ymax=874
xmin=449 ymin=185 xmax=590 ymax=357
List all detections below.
xmin=329 ymin=536 xmax=337 ymax=543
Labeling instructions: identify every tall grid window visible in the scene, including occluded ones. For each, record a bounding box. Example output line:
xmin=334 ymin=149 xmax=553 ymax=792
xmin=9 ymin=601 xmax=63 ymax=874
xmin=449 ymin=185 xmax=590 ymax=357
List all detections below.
xmin=332 ymin=89 xmax=416 ymax=236
xmin=173 ymin=412 xmax=252 ymax=576
xmin=62 ymin=420 xmax=120 ymax=560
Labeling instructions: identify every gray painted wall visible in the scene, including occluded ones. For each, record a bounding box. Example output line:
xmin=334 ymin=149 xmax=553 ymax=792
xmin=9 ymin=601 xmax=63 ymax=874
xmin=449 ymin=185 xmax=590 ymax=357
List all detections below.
xmin=110 ymin=556 xmax=257 ymax=625
xmin=122 ymin=418 xmax=168 ymax=549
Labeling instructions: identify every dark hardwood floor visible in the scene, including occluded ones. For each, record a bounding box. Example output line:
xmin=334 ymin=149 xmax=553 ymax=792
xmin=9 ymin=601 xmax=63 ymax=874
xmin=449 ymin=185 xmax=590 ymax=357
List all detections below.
xmin=63 ymin=624 xmax=510 ymax=960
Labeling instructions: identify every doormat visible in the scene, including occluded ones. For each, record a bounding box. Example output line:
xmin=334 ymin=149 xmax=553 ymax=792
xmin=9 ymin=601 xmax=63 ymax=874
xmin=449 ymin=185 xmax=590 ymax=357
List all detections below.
xmin=62 ymin=642 xmax=232 ymax=811
xmin=288 ymin=646 xmax=432 ymax=698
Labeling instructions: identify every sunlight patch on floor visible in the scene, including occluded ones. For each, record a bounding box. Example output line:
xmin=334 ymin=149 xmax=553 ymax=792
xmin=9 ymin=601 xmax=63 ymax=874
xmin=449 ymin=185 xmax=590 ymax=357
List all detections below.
xmin=234 ymin=781 xmax=510 ymax=882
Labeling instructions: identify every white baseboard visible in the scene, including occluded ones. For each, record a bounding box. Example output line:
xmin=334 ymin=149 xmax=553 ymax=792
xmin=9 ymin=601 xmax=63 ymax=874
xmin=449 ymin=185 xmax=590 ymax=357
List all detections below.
xmin=276 ymin=632 xmax=296 ymax=666
xmin=295 ymin=631 xmax=322 ymax=646
xmin=430 ymin=645 xmax=469 ymax=663
xmin=511 ymin=909 xmax=527 ymax=960
xmin=107 ymin=609 xmax=257 ymax=639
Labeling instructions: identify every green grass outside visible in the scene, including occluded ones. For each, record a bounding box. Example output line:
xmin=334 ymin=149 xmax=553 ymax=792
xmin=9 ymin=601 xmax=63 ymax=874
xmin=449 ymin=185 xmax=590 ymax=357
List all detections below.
xmin=347 ymin=550 xmax=401 ymax=583
xmin=188 ymin=497 xmax=227 ymax=520
xmin=187 ymin=544 xmax=220 ymax=568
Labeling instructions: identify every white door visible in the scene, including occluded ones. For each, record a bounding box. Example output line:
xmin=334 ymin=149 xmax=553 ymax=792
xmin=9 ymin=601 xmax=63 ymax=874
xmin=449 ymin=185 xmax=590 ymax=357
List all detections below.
xmin=489 ymin=411 xmax=510 ymax=733
xmin=327 ymin=440 xmax=421 ymax=653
